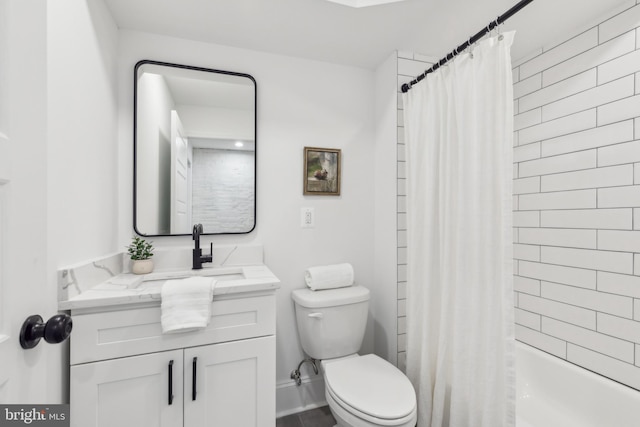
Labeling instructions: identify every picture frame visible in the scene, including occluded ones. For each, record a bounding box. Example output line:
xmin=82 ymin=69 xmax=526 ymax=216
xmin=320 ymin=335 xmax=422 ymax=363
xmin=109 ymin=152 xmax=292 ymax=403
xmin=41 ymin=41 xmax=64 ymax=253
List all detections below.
xmin=303 ymin=147 xmax=341 ymax=196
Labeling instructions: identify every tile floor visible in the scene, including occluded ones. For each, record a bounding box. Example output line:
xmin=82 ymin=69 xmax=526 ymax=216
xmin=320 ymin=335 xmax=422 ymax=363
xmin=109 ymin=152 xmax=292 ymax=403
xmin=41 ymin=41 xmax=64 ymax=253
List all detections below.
xmin=276 ymin=406 xmax=336 ymax=427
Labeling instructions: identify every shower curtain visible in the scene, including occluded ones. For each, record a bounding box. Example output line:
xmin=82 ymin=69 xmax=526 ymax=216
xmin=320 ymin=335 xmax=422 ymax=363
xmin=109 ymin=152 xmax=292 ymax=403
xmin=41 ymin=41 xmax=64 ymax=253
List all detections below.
xmin=402 ymin=32 xmax=516 ymax=427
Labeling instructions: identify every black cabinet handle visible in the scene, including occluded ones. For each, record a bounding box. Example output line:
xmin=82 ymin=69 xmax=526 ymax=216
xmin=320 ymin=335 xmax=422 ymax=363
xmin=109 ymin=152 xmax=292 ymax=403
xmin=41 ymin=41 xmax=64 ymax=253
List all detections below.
xmin=168 ymin=360 xmax=174 ymax=405
xmin=192 ymin=357 xmax=197 ymax=401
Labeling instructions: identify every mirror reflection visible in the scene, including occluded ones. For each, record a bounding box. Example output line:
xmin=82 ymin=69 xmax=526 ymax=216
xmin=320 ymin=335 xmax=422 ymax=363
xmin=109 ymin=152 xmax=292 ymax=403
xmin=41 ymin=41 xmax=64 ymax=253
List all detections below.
xmin=134 ymin=60 xmax=256 ymax=236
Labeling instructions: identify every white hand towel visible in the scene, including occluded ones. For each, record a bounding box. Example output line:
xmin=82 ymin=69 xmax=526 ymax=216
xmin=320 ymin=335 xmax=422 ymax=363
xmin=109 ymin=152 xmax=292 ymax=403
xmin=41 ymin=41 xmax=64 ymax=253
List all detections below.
xmin=304 ymin=263 xmax=354 ymax=291
xmin=161 ymin=277 xmax=215 ymax=334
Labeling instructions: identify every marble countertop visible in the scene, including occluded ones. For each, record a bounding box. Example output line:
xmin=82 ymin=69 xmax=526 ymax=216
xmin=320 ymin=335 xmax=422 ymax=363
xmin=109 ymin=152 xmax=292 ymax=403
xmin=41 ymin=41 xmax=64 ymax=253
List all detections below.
xmin=59 ymin=264 xmax=280 ymax=311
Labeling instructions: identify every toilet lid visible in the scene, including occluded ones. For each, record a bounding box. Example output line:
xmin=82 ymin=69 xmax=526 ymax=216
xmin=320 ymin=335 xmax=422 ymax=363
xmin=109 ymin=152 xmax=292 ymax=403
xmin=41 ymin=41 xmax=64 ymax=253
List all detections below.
xmin=323 ymin=354 xmax=416 ymax=420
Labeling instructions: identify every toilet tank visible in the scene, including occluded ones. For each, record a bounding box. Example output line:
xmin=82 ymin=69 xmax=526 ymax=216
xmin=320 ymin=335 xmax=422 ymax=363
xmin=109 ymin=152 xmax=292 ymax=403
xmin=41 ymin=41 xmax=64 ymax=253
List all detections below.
xmin=291 ymin=286 xmax=369 ymax=360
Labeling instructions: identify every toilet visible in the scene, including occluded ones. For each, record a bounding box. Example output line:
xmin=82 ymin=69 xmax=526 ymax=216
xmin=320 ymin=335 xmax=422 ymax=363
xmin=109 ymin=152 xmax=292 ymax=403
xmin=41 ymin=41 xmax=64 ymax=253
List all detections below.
xmin=292 ymin=285 xmax=417 ymax=427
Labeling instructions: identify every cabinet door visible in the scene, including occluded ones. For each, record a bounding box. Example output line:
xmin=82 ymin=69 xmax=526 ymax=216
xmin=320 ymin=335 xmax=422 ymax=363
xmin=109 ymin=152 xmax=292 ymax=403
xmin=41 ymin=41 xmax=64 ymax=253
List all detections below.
xmin=184 ymin=336 xmax=275 ymax=427
xmin=70 ymin=350 xmax=183 ymax=427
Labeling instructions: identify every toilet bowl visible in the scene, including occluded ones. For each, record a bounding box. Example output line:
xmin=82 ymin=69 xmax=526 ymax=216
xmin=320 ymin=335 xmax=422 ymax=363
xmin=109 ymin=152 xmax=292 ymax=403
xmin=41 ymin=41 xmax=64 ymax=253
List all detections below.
xmin=291 ymin=286 xmax=417 ymax=427
xmin=322 ymin=355 xmax=417 ymax=427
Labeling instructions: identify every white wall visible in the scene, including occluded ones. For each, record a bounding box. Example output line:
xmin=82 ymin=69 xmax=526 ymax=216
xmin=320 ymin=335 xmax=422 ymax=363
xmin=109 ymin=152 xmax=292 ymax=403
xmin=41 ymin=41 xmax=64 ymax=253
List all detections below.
xmin=48 ymin=0 xmax=119 ymax=267
xmin=116 ymin=30 xmax=380 ymax=415
xmin=513 ymin=2 xmax=640 ymax=390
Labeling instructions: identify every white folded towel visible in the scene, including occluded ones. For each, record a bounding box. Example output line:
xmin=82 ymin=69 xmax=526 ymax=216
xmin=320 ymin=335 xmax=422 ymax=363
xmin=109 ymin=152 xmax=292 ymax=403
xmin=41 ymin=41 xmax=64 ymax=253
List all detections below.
xmin=304 ymin=263 xmax=354 ymax=291
xmin=161 ymin=277 xmax=215 ymax=334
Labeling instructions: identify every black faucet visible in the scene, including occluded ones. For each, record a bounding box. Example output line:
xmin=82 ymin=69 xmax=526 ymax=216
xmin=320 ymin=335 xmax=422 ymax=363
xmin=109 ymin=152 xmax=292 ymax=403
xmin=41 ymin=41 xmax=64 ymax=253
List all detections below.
xmin=192 ymin=224 xmax=212 ymax=270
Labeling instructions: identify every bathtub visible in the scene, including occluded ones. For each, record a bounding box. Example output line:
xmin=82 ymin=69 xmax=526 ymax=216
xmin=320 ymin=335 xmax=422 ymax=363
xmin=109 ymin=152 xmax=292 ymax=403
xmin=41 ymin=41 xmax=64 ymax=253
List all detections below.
xmin=516 ymin=341 xmax=640 ymax=427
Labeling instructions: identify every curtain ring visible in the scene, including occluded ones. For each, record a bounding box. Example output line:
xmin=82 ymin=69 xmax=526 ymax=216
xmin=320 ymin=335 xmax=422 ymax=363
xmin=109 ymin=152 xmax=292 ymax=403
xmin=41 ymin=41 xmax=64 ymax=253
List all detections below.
xmin=496 ymin=17 xmax=504 ymax=40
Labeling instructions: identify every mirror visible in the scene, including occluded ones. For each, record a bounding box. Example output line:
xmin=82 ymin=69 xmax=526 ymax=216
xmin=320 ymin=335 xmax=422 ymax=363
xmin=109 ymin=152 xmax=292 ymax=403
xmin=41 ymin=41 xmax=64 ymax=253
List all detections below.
xmin=134 ymin=60 xmax=256 ymax=236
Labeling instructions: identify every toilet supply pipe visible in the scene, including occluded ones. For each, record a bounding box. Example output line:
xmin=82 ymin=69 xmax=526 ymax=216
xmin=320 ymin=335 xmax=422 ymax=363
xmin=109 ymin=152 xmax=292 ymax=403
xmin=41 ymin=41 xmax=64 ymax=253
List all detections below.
xmin=290 ymin=358 xmax=319 ymax=386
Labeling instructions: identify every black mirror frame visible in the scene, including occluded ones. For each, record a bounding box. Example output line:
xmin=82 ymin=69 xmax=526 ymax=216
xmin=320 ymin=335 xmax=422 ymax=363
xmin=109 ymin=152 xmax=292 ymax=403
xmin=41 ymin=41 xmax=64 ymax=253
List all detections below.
xmin=133 ymin=59 xmax=257 ymax=237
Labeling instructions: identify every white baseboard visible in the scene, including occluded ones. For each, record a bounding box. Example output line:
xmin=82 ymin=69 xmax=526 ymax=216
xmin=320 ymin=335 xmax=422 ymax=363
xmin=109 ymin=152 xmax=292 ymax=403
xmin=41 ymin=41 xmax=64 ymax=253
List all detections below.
xmin=276 ymin=375 xmax=327 ymax=418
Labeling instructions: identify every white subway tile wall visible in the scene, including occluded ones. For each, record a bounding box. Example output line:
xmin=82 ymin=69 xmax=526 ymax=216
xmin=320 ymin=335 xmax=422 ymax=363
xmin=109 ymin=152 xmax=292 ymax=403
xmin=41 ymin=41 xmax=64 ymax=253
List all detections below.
xmin=512 ymin=3 xmax=640 ymax=389
xmin=396 ymin=2 xmax=640 ymax=389
xmin=192 ymin=148 xmax=255 ymax=230
xmin=396 ymin=51 xmax=434 ymax=372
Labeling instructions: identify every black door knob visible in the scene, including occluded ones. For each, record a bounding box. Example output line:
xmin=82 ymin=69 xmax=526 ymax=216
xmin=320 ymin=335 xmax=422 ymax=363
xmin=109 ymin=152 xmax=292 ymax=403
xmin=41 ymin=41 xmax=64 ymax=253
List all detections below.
xmin=20 ymin=313 xmax=73 ymax=349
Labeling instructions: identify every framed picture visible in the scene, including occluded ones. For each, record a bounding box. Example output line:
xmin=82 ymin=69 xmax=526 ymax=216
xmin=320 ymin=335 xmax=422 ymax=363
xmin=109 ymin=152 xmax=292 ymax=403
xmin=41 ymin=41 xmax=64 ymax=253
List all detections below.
xmin=303 ymin=147 xmax=341 ymax=196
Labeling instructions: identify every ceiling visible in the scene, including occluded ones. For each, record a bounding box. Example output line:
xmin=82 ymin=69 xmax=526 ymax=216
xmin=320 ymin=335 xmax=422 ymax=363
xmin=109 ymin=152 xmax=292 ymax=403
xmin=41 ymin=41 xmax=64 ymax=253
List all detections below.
xmin=103 ymin=0 xmax=631 ymax=69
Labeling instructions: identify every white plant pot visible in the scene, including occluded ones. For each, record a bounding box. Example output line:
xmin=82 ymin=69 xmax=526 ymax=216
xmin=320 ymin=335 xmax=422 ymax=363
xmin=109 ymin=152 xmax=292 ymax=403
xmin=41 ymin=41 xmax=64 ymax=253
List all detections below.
xmin=132 ymin=259 xmax=153 ymax=275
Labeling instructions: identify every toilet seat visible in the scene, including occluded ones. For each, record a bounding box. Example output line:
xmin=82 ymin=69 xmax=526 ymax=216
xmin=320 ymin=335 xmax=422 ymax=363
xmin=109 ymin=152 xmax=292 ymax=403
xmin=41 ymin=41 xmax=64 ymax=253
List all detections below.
xmin=323 ymin=354 xmax=416 ymax=426
xmin=326 ymin=388 xmax=416 ymax=427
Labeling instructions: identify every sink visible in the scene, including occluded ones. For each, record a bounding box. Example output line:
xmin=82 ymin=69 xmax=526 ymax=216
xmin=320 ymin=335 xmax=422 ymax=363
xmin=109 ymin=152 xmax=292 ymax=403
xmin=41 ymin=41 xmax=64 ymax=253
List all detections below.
xmin=103 ymin=267 xmax=246 ymax=290
xmin=138 ymin=267 xmax=245 ymax=285
xmin=192 ymin=268 xmax=244 ymax=280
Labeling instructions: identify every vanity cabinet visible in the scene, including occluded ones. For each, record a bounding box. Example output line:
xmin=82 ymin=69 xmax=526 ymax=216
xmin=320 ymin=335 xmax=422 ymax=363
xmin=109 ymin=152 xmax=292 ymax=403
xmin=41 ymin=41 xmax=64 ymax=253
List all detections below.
xmin=184 ymin=337 xmax=274 ymax=426
xmin=69 ymin=291 xmax=276 ymax=427
xmin=70 ymin=349 xmax=184 ymax=427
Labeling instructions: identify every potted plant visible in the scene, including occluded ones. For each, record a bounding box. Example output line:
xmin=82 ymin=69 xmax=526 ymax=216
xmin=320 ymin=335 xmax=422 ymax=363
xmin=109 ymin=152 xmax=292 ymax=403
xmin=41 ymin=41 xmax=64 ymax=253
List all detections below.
xmin=127 ymin=236 xmax=154 ymax=274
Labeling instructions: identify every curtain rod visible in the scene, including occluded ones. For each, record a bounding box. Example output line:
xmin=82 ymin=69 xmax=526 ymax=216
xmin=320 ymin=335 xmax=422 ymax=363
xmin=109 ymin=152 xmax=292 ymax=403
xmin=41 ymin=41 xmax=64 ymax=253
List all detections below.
xmin=401 ymin=0 xmax=535 ymax=93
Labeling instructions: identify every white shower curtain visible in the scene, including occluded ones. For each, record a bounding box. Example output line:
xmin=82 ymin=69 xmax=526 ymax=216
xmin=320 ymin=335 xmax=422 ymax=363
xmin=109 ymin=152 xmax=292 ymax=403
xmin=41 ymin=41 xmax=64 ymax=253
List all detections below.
xmin=402 ymin=32 xmax=516 ymax=427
